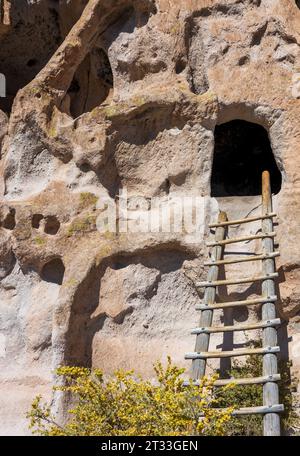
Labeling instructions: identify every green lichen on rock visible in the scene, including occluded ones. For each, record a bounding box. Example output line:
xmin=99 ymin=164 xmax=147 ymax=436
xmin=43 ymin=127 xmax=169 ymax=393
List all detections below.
xmin=67 ymin=215 xmax=97 ymax=237
xmin=95 ymin=244 xmax=113 ymax=266
xmin=48 ymin=125 xmax=57 ymax=138
xmin=79 ymin=192 xmax=99 ymax=208
xmin=131 ymin=96 xmax=147 ymax=107
xmin=102 ymin=103 xmax=128 ymax=118
xmin=34 ymin=236 xmax=46 ymax=246
xmin=102 ymin=96 xmax=147 ymax=119
xmin=63 ymin=278 xmax=79 ymax=288
xmin=196 ymin=90 xmax=217 ymax=104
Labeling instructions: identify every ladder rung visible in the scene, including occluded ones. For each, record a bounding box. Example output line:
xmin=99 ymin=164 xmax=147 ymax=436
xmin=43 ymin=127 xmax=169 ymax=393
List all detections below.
xmin=199 ymin=404 xmax=284 ymax=416
xmin=183 ymin=374 xmax=281 ymax=387
xmin=207 ymin=232 xmax=276 ymax=247
xmin=196 ymin=273 xmax=278 ymax=288
xmin=209 ymin=213 xmax=277 ymax=228
xmin=196 ymin=295 xmax=277 ymax=311
xmin=204 ymin=251 xmax=280 ymax=266
xmin=185 ymin=346 xmax=280 ymax=359
xmin=191 ymin=318 xmax=281 ymax=334
xmin=232 ymin=404 xmax=284 ymax=416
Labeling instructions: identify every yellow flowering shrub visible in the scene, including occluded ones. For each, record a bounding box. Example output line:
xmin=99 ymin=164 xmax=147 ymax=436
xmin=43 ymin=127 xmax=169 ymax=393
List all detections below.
xmin=27 ymin=357 xmax=234 ymax=436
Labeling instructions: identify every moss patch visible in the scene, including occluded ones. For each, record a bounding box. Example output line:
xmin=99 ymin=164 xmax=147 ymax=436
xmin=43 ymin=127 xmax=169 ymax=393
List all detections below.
xmin=34 ymin=236 xmax=46 ymax=246
xmin=67 ymin=215 xmax=97 ymax=237
xmin=79 ymin=192 xmax=98 ymax=208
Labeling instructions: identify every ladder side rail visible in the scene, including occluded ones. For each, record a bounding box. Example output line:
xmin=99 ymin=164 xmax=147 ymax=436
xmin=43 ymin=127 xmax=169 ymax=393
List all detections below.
xmin=192 ymin=211 xmax=227 ymax=380
xmin=262 ymin=171 xmax=281 ymax=436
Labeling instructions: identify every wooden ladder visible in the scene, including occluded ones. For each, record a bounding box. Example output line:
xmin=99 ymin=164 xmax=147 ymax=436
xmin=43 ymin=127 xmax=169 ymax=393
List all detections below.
xmin=185 ymin=171 xmax=283 ymax=436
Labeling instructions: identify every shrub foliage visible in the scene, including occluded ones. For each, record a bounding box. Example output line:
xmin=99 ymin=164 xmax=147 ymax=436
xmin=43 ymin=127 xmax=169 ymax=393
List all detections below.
xmin=28 ymin=356 xmax=299 ymax=436
xmin=28 ymin=357 xmax=234 ymax=436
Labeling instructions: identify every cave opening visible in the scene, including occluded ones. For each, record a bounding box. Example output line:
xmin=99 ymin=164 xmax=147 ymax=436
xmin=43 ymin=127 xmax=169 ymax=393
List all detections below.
xmin=41 ymin=258 xmax=65 ymax=285
xmin=44 ymin=215 xmax=60 ymax=235
xmin=0 ymin=3 xmax=63 ymax=114
xmin=211 ymin=120 xmax=282 ymax=197
xmin=66 ymin=48 xmax=113 ymax=118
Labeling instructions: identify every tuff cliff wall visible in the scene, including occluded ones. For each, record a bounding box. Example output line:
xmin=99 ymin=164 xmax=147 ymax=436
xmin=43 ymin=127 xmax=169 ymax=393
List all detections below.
xmin=0 ymin=0 xmax=300 ymax=435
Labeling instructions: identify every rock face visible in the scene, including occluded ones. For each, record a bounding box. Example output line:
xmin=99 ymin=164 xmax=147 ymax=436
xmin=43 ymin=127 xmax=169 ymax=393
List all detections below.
xmin=0 ymin=0 xmax=300 ymax=435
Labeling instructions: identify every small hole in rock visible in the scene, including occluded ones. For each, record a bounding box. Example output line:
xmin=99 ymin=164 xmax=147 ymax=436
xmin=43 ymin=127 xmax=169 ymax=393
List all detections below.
xmin=238 ymin=55 xmax=249 ymax=66
xmin=32 ymin=214 xmax=44 ymax=229
xmin=3 ymin=209 xmax=16 ymax=230
xmin=44 ymin=216 xmax=60 ymax=235
xmin=165 ymin=178 xmax=171 ymax=194
xmin=113 ymin=262 xmax=127 ymax=270
xmin=41 ymin=258 xmax=65 ymax=285
xmin=175 ymin=59 xmax=187 ymax=74
xmin=27 ymin=59 xmax=38 ymax=67
xmin=79 ymin=162 xmax=92 ymax=173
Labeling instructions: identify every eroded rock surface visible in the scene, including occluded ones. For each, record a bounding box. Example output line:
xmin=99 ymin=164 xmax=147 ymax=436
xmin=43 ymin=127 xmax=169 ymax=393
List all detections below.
xmin=0 ymin=0 xmax=300 ymax=434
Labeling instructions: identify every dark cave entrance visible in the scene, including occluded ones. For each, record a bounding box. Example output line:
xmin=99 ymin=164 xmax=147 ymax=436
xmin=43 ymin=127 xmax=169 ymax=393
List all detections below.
xmin=0 ymin=4 xmax=63 ymax=114
xmin=41 ymin=258 xmax=65 ymax=285
xmin=66 ymin=48 xmax=113 ymax=118
xmin=211 ymin=120 xmax=282 ymax=197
